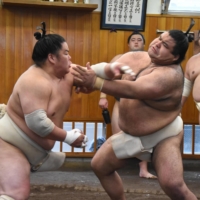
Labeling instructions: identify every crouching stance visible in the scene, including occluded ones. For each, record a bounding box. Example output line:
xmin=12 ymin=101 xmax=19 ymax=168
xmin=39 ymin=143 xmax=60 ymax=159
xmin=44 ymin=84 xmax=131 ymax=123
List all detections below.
xmin=0 ymin=22 xmax=87 ymax=200
xmin=72 ymin=30 xmax=197 ymax=199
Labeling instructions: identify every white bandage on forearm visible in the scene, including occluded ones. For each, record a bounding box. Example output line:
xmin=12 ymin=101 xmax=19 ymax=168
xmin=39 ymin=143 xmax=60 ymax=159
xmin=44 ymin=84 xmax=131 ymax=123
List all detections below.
xmin=91 ymin=62 xmax=109 ymax=79
xmin=182 ymin=78 xmax=193 ymax=97
xmin=25 ymin=109 xmax=55 ymax=137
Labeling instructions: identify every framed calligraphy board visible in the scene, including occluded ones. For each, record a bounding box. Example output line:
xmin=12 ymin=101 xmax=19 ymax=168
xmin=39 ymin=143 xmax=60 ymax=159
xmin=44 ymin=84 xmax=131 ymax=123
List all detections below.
xmin=101 ymin=0 xmax=147 ymax=31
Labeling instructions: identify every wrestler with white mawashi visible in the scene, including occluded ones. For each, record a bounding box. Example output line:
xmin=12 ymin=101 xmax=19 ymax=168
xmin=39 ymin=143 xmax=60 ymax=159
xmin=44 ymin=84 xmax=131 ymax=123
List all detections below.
xmin=72 ymin=59 xmax=183 ymax=161
xmin=72 ymin=28 xmax=197 ymax=200
xmin=0 ymin=23 xmax=88 ymax=200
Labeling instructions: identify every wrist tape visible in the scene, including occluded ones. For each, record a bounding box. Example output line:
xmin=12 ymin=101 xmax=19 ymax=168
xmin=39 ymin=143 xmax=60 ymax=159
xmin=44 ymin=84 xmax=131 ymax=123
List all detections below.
xmin=64 ymin=129 xmax=82 ymax=145
xmin=110 ymin=62 xmax=135 ymax=76
xmin=91 ymin=62 xmax=109 ymax=79
xmin=100 ymin=93 xmax=107 ymax=98
xmin=182 ymin=78 xmax=193 ymax=97
xmin=93 ymin=77 xmax=104 ymax=91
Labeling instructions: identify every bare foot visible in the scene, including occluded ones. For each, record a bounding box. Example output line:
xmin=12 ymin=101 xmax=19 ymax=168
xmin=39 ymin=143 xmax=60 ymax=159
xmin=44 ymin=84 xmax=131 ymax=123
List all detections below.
xmin=139 ymin=161 xmax=157 ymax=179
xmin=139 ymin=172 xmax=157 ymax=179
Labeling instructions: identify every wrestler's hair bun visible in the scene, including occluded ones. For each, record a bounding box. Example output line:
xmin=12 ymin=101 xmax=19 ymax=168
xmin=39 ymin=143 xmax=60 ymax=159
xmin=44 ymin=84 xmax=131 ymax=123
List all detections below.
xmin=33 ymin=21 xmax=46 ymax=41
xmin=34 ymin=32 xmax=42 ymax=40
xmin=184 ymin=18 xmax=195 ymax=43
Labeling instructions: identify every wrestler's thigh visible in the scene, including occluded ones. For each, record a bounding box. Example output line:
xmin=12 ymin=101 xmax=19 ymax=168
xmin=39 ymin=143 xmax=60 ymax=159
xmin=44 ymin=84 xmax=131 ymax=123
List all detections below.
xmin=152 ymin=131 xmax=184 ymax=183
xmin=0 ymin=138 xmax=30 ymax=192
xmin=91 ymin=137 xmax=127 ymax=174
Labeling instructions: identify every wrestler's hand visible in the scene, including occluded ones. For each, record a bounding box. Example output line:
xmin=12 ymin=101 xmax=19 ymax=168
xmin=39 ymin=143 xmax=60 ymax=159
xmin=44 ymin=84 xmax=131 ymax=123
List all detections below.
xmin=99 ymin=98 xmax=108 ymax=109
xmin=64 ymin=129 xmax=88 ymax=148
xmin=72 ymin=62 xmax=96 ymax=89
xmin=122 ymin=74 xmax=136 ymax=81
xmin=110 ymin=62 xmax=136 ymax=79
xmin=75 ymin=86 xmax=95 ymax=94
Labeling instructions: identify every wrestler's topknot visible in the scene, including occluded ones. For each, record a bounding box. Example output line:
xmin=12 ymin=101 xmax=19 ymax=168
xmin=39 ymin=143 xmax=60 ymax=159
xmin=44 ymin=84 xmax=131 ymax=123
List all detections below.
xmin=34 ymin=21 xmax=46 ymax=41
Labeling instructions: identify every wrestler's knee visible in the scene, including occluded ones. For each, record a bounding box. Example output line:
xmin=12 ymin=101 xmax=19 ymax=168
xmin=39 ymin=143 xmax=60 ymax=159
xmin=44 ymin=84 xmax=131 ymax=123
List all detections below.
xmin=91 ymin=138 xmax=114 ymax=175
xmin=2 ymin=159 xmax=30 ymax=199
xmin=1 ymin=181 xmax=30 ymax=200
xmin=91 ymin=152 xmax=104 ymax=175
xmin=159 ymin=176 xmax=187 ymax=199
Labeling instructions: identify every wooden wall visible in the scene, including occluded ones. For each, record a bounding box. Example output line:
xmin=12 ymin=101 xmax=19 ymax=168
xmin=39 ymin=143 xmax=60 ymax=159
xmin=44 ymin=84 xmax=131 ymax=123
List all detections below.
xmin=0 ymin=5 xmax=199 ymax=126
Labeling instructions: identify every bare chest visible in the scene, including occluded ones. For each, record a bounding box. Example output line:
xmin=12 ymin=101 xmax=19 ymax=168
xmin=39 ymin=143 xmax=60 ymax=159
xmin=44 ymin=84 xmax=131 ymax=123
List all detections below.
xmin=48 ymin=79 xmax=73 ymax=117
xmin=189 ymin=65 xmax=200 ymax=82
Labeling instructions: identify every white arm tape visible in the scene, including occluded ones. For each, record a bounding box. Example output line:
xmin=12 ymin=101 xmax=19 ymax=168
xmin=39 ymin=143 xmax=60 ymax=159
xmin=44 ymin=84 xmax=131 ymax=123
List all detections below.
xmin=64 ymin=129 xmax=88 ymax=147
xmin=25 ymin=109 xmax=55 ymax=137
xmin=182 ymin=78 xmax=193 ymax=97
xmin=110 ymin=62 xmax=135 ymax=76
xmin=91 ymin=62 xmax=109 ymax=79
xmin=64 ymin=129 xmax=82 ymax=144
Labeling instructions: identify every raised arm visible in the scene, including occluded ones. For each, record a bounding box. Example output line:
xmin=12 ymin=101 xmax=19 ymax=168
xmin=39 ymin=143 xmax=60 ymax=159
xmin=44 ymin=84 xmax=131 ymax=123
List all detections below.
xmin=72 ymin=64 xmax=178 ymax=101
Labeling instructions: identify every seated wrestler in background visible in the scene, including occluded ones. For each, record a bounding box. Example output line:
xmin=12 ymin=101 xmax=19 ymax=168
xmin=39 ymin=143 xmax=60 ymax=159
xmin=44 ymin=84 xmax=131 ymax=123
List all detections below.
xmin=0 ymin=22 xmax=87 ymax=200
xmin=72 ymin=29 xmax=197 ymax=200
xmin=99 ymin=31 xmax=157 ymax=179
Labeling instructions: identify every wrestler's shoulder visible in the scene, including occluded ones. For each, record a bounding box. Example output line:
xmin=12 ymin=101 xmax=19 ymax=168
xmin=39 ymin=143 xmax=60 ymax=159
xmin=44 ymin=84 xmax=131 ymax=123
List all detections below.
xmin=16 ymin=67 xmax=52 ymax=91
xmin=184 ymin=55 xmax=200 ymax=77
xmin=124 ymin=51 xmax=148 ymax=56
xmin=121 ymin=51 xmax=149 ymax=61
xmin=187 ymin=53 xmax=200 ymax=66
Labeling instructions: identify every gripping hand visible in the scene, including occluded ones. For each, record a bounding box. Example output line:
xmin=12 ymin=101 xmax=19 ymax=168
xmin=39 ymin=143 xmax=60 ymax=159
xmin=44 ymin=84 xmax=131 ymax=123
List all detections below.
xmin=64 ymin=129 xmax=88 ymax=148
xmin=110 ymin=62 xmax=135 ymax=77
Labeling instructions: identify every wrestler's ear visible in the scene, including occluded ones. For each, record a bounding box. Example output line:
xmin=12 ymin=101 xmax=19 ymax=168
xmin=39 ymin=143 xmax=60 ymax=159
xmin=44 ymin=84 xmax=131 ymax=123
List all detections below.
xmin=173 ymin=54 xmax=179 ymax=62
xmin=48 ymin=53 xmax=56 ymax=64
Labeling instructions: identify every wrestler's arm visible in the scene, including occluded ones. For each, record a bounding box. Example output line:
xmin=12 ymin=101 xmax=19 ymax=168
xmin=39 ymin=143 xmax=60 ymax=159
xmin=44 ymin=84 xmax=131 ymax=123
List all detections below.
xmin=73 ymin=66 xmax=173 ymax=100
xmin=18 ymin=77 xmax=86 ymax=147
xmin=101 ymin=68 xmax=174 ymax=100
xmin=181 ymin=58 xmax=193 ymax=107
xmin=99 ymin=54 xmax=123 ymax=109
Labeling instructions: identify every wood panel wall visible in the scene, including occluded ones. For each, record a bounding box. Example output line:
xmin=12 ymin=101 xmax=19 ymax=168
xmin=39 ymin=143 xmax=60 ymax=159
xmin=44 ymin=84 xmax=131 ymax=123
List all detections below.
xmin=0 ymin=5 xmax=199 ymax=126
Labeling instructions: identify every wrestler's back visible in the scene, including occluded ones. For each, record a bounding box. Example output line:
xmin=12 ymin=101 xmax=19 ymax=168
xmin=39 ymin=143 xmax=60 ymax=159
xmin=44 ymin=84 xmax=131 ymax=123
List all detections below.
xmin=116 ymin=52 xmax=182 ymax=136
xmin=6 ymin=65 xmax=73 ymax=150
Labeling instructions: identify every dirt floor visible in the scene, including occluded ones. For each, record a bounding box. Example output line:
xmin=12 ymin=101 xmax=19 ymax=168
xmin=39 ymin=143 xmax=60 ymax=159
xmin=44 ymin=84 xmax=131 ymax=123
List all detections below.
xmin=29 ymin=186 xmax=171 ymax=200
xmin=29 ymin=159 xmax=200 ymax=200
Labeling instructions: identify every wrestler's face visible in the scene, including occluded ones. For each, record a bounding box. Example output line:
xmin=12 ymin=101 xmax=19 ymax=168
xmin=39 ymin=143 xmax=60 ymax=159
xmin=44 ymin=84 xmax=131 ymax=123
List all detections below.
xmin=128 ymin=34 xmax=145 ymax=51
xmin=55 ymin=42 xmax=72 ymax=77
xmin=148 ymin=32 xmax=179 ymax=65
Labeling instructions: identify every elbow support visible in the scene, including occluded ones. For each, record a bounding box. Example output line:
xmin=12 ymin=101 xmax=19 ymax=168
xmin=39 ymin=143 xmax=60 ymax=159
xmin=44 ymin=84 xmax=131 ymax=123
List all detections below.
xmin=182 ymin=78 xmax=193 ymax=97
xmin=25 ymin=109 xmax=55 ymax=137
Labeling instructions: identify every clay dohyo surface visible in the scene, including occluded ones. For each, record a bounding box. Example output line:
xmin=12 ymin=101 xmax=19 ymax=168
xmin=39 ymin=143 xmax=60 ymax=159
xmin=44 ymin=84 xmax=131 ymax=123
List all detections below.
xmin=29 ymin=186 xmax=171 ymax=200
